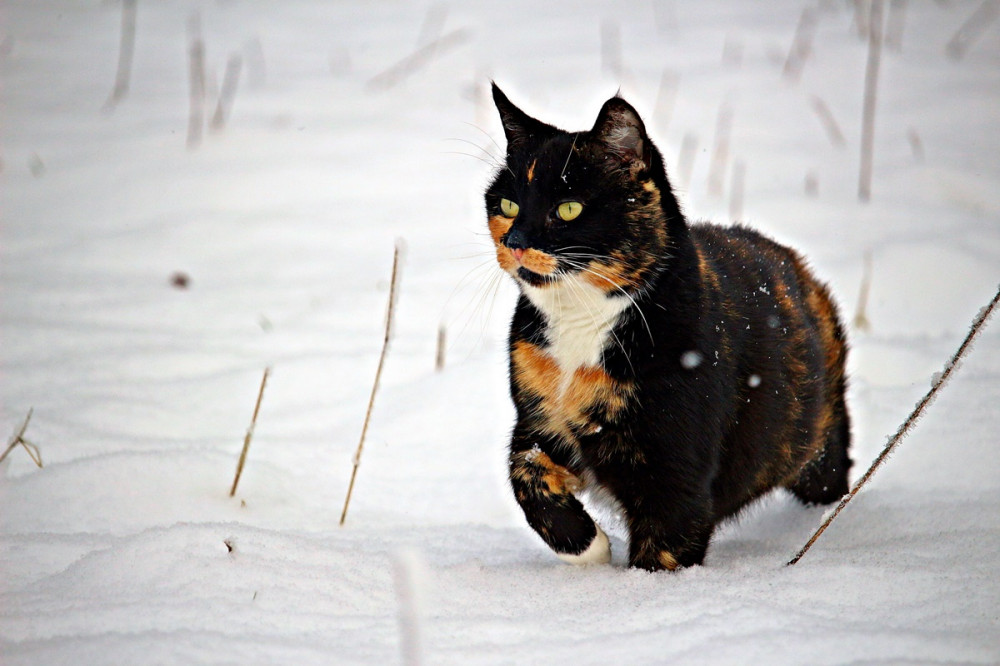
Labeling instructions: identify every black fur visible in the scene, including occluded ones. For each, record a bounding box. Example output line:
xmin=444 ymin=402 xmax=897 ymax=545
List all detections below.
xmin=486 ymin=84 xmax=852 ymax=571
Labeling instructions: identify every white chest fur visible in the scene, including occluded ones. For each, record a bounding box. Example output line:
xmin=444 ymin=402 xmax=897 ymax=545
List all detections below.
xmin=521 ymin=274 xmax=631 ymax=375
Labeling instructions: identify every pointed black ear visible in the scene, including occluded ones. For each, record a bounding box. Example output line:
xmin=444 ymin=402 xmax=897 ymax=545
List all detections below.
xmin=591 ymin=97 xmax=648 ymax=166
xmin=492 ymin=82 xmax=556 ymax=154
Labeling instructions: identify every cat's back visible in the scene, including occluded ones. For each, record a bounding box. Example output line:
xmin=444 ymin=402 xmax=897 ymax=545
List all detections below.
xmin=687 ymin=221 xmax=844 ymax=349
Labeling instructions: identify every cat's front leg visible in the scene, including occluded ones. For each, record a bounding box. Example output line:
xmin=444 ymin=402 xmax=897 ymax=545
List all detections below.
xmin=509 ymin=433 xmax=611 ymax=565
xmin=616 ymin=472 xmax=715 ymax=571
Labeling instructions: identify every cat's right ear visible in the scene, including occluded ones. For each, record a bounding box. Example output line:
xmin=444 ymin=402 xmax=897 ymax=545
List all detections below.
xmin=492 ymin=83 xmax=555 ymax=154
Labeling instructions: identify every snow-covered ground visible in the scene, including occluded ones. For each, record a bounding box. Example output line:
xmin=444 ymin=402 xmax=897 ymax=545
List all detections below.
xmin=2 ymin=1 xmax=998 ymax=663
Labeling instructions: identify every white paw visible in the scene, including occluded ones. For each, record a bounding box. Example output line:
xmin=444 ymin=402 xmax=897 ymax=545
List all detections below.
xmin=556 ymin=525 xmax=612 ymax=566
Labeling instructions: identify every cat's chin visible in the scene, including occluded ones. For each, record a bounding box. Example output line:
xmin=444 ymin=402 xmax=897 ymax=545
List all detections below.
xmin=516 ymin=267 xmax=560 ymax=288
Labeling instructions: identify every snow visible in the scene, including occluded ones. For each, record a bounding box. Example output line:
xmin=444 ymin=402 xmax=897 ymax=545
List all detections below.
xmin=2 ymin=1 xmax=999 ymax=664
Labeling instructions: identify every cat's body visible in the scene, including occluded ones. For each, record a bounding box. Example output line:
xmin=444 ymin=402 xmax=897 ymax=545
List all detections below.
xmin=485 ymin=84 xmax=852 ymax=571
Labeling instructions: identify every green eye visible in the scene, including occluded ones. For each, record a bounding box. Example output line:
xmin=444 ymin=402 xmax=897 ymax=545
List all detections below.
xmin=556 ymin=201 xmax=583 ymax=221
xmin=500 ymin=198 xmax=520 ymax=218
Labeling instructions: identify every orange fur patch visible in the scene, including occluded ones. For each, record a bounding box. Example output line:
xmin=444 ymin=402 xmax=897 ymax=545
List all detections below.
xmin=512 ymin=340 xmax=634 ymax=438
xmin=520 ymin=248 xmax=558 ymax=275
xmin=658 ymin=551 xmax=679 ymax=571
xmin=527 ymin=159 xmax=537 ymax=183
xmin=510 ymin=448 xmax=582 ymax=496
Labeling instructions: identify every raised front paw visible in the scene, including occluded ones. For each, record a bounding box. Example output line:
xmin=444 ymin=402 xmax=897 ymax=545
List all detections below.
xmin=510 ymin=445 xmax=611 ymax=566
xmin=555 ymin=523 xmax=612 ymax=566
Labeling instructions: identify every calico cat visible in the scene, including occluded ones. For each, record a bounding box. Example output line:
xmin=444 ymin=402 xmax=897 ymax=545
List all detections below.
xmin=485 ymin=83 xmax=852 ymax=571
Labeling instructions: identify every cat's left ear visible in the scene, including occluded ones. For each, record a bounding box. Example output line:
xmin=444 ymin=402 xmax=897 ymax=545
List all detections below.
xmin=591 ymin=97 xmax=648 ymax=167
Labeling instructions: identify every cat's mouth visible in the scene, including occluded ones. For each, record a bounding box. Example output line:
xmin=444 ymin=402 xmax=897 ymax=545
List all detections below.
xmin=517 ymin=266 xmax=561 ymax=287
xmin=508 ymin=246 xmax=562 ymax=287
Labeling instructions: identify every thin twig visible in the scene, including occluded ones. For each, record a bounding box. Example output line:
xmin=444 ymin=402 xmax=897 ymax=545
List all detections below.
xmin=230 ymin=367 xmax=271 ymax=497
xmin=340 ymin=244 xmax=403 ymax=525
xmin=210 ymin=54 xmax=243 ymax=132
xmin=858 ymin=0 xmax=885 ymax=202
xmin=435 ymin=324 xmax=447 ymax=372
xmin=186 ymin=13 xmax=206 ymax=149
xmin=788 ymin=283 xmax=1000 ymax=566
xmin=601 ymin=19 xmax=624 ymax=79
xmin=853 ymin=250 xmax=874 ymax=331
xmin=729 ymin=159 xmax=745 ymax=221
xmin=366 ymin=29 xmax=472 ymax=92
xmin=104 ymin=0 xmax=137 ymax=111
xmin=676 ymin=132 xmax=699 ymax=190
xmin=809 ymin=95 xmax=846 ymax=148
xmin=946 ymin=0 xmax=1000 ymax=60
xmin=0 ymin=408 xmax=41 ymax=467
xmin=885 ymin=0 xmax=908 ymax=52
xmin=783 ymin=7 xmax=819 ymax=83
xmin=707 ymin=102 xmax=734 ymax=199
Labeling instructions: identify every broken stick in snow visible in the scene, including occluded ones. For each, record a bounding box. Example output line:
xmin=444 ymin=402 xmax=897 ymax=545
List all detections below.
xmin=340 ymin=243 xmax=403 ymax=526
xmin=788 ymin=283 xmax=1000 ymax=566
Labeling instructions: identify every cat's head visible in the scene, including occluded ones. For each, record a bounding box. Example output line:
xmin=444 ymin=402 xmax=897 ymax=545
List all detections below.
xmin=485 ymin=83 xmax=680 ymax=296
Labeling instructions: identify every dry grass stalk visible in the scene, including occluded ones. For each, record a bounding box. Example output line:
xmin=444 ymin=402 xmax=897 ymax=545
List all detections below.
xmin=946 ymin=0 xmax=1000 ymax=60
xmin=416 ymin=3 xmax=448 ymax=48
xmin=367 ymin=29 xmax=472 ymax=92
xmin=210 ymin=54 xmax=243 ymax=132
xmin=809 ymin=95 xmax=846 ymax=148
xmin=675 ymin=132 xmax=699 ymax=190
xmin=707 ymin=103 xmax=733 ymax=199
xmin=783 ymin=7 xmax=819 ymax=83
xmin=435 ymin=324 xmax=447 ymax=372
xmin=804 ymin=170 xmax=819 ymax=198
xmin=392 ymin=550 xmax=426 ymax=666
xmin=104 ymin=0 xmax=137 ymax=111
xmin=186 ymin=14 xmax=206 ymax=149
xmin=853 ymin=250 xmax=874 ymax=331
xmin=653 ymin=69 xmax=680 ymax=136
xmin=853 ymin=0 xmax=872 ymax=40
xmin=885 ymin=0 xmax=908 ymax=52
xmin=601 ymin=19 xmax=624 ymax=79
xmin=729 ymin=159 xmax=745 ymax=221
xmin=907 ymin=127 xmax=924 ymax=161
xmin=858 ymin=0 xmax=885 ymax=202
xmin=229 ymin=367 xmax=271 ymax=497
xmin=789 ymin=283 xmax=1000 ymax=566
xmin=0 ymin=408 xmax=42 ymax=468
xmin=340 ymin=244 xmax=403 ymax=526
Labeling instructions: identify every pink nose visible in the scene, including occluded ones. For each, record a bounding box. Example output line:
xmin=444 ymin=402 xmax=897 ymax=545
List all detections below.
xmin=511 ymin=248 xmax=525 ymax=262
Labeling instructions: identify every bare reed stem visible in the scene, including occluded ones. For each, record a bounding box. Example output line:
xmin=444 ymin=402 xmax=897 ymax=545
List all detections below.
xmin=104 ymin=0 xmax=137 ymax=111
xmin=729 ymin=159 xmax=745 ymax=221
xmin=809 ymin=95 xmax=846 ymax=148
xmin=676 ymin=132 xmax=699 ymax=190
xmin=435 ymin=324 xmax=447 ymax=372
xmin=0 ymin=408 xmax=42 ymax=468
xmin=340 ymin=244 xmax=403 ymax=526
xmin=210 ymin=54 xmax=243 ymax=132
xmin=392 ymin=549 xmax=426 ymax=666
xmin=946 ymin=0 xmax=1000 ymax=60
xmin=601 ymin=19 xmax=624 ymax=79
xmin=366 ymin=29 xmax=471 ymax=92
xmin=230 ymin=367 xmax=271 ymax=497
xmin=707 ymin=102 xmax=733 ymax=199
xmin=858 ymin=0 xmax=885 ymax=202
xmin=783 ymin=7 xmax=819 ymax=83
xmin=187 ymin=13 xmax=206 ymax=149
xmin=853 ymin=250 xmax=874 ymax=331
xmin=788 ymin=283 xmax=1000 ymax=566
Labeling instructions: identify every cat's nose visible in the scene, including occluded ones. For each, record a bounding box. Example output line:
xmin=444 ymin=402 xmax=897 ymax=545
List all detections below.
xmin=502 ymin=226 xmax=529 ymax=251
xmin=511 ymin=248 xmax=525 ymax=262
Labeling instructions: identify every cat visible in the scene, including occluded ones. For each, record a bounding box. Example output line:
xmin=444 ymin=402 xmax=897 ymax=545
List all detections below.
xmin=484 ymin=83 xmax=852 ymax=571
